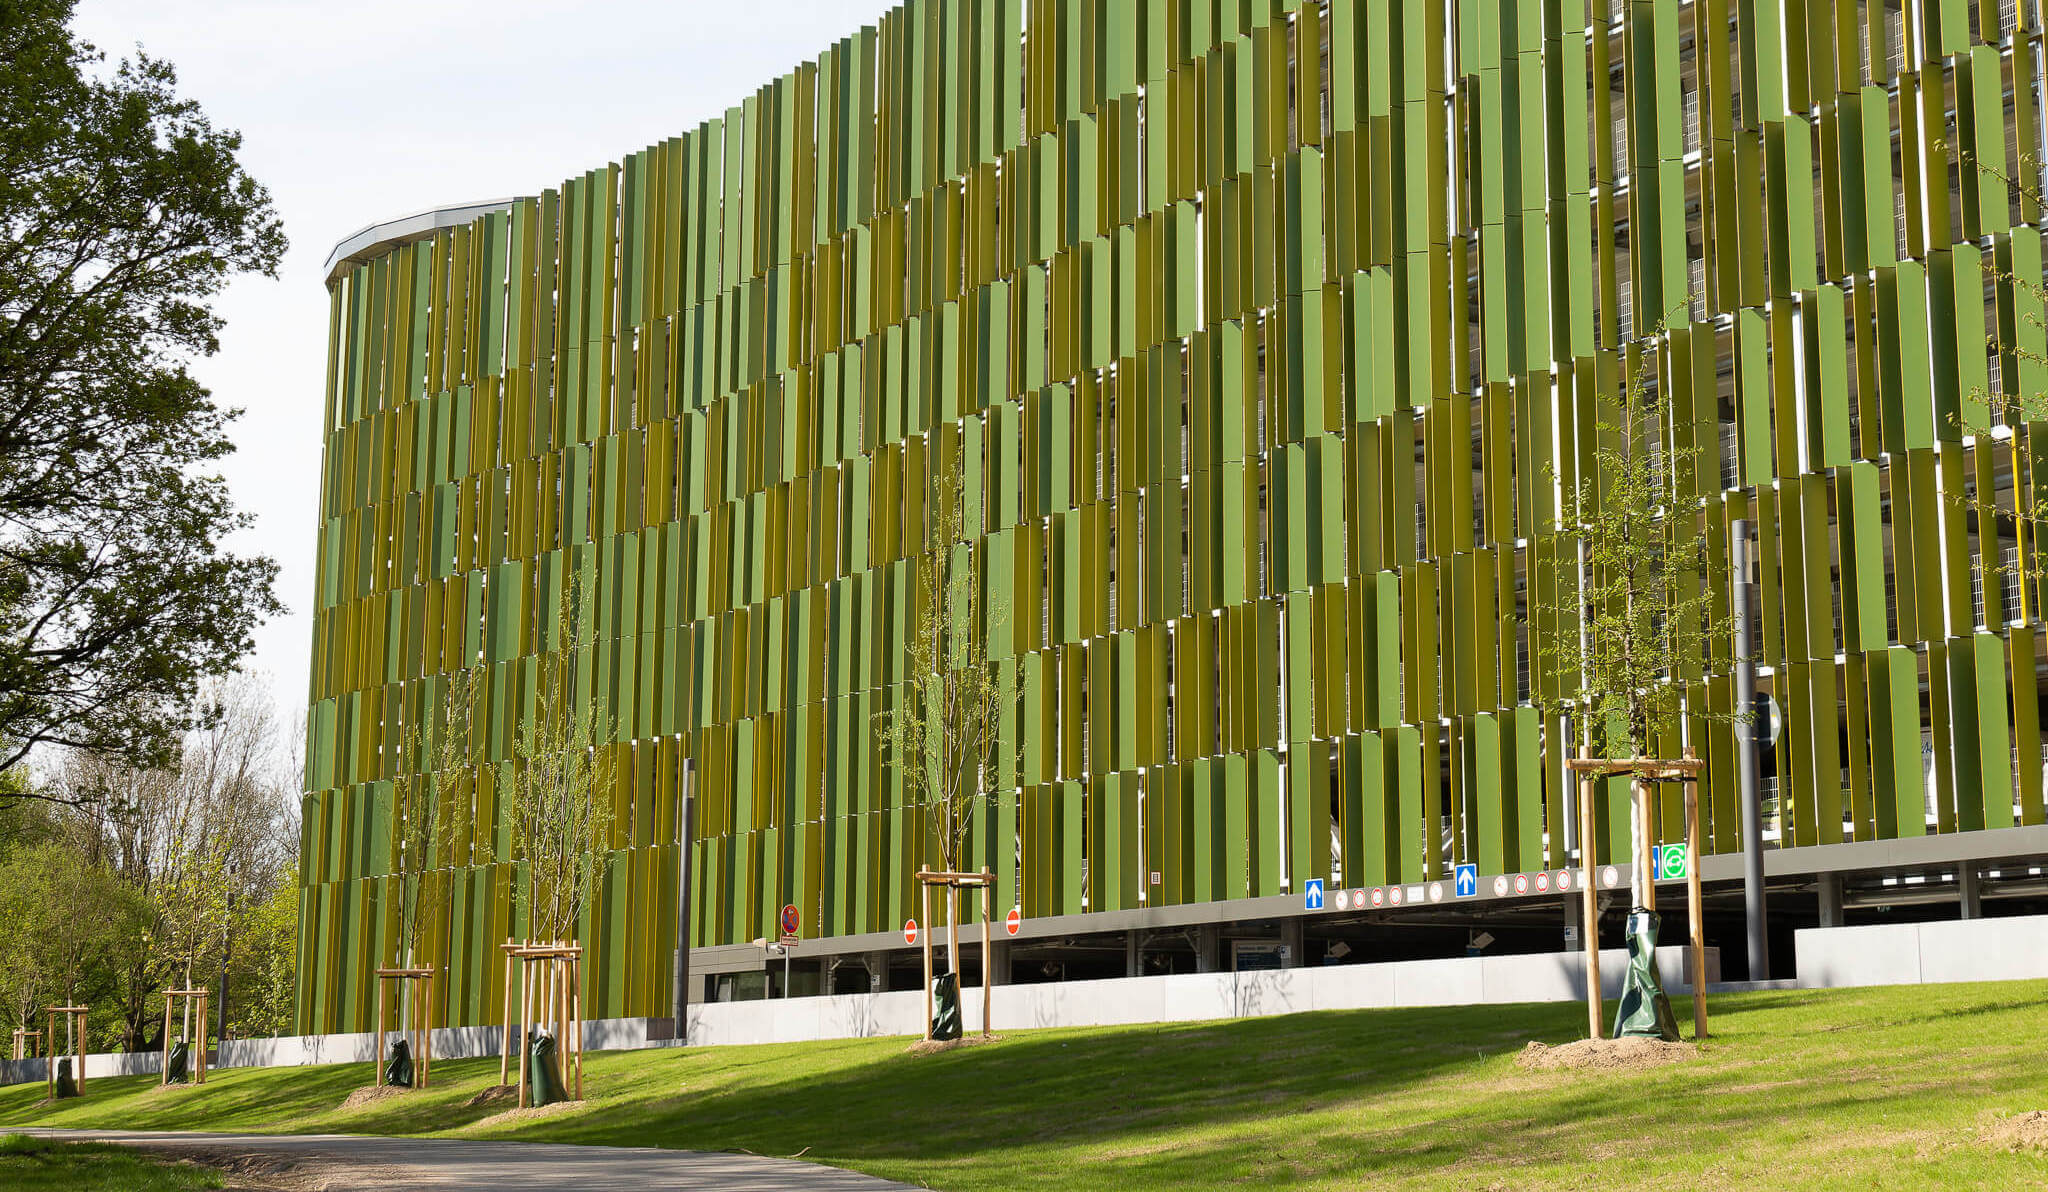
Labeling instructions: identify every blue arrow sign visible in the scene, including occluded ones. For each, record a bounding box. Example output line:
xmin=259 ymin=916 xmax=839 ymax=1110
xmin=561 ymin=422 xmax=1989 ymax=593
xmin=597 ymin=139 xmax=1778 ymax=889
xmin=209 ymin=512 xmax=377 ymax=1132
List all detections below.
xmin=1454 ymin=863 xmax=1478 ymax=898
xmin=1303 ymin=878 xmax=1325 ymax=910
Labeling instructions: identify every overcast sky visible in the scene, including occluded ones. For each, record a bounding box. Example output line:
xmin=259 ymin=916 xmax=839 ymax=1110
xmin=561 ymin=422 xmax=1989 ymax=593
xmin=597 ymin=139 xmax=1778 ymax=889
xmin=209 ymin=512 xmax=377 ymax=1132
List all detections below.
xmin=69 ymin=1 xmax=892 ymax=742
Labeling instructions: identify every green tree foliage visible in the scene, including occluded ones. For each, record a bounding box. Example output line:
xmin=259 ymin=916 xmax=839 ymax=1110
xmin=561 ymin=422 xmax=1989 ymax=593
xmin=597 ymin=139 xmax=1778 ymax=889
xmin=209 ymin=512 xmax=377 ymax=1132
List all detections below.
xmin=510 ymin=575 xmax=614 ymax=944
xmin=0 ymin=0 xmax=286 ymax=778
xmin=223 ymin=859 xmax=299 ymax=1039
xmin=1533 ymin=315 xmax=1730 ymax=763
xmin=873 ymin=460 xmax=1009 ymax=876
xmin=384 ymin=667 xmax=480 ymax=968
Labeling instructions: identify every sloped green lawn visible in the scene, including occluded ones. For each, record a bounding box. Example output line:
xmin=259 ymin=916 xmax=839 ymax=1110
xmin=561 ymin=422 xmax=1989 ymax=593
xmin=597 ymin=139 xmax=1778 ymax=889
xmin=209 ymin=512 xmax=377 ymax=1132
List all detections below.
xmin=4 ymin=982 xmax=2044 ymax=1190
xmin=0 ymin=1133 xmax=225 ymax=1190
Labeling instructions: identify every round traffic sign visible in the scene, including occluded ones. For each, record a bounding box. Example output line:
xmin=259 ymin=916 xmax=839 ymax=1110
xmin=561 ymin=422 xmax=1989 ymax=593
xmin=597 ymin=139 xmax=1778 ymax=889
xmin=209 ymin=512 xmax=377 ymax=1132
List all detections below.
xmin=1556 ymin=868 xmax=1574 ymax=892
xmin=1005 ymin=907 xmax=1022 ymax=937
xmin=1493 ymin=874 xmax=1509 ymax=897
xmin=1513 ymin=873 xmax=1530 ymax=896
xmin=1427 ymin=881 xmax=1444 ymax=903
xmin=1334 ymin=888 xmax=1350 ymax=911
xmin=903 ymin=919 xmax=919 ymax=945
xmin=1370 ymin=887 xmax=1385 ymax=907
xmin=780 ymin=903 xmax=800 ymax=936
xmin=1388 ymin=884 xmax=1405 ymax=905
xmin=1534 ymin=871 xmax=1550 ymax=894
xmin=1601 ymin=865 xmax=1621 ymax=889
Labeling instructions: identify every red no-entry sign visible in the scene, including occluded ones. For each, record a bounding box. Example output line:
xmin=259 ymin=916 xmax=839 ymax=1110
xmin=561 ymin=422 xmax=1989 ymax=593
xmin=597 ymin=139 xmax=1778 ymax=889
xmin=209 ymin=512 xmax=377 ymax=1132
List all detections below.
xmin=1005 ymin=907 xmax=1022 ymax=936
xmin=903 ymin=919 xmax=919 ymax=946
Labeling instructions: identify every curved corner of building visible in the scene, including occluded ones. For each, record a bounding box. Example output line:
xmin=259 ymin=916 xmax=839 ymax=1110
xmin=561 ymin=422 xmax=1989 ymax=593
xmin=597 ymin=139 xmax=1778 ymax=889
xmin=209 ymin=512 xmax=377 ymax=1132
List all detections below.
xmin=322 ymin=198 xmax=523 ymax=286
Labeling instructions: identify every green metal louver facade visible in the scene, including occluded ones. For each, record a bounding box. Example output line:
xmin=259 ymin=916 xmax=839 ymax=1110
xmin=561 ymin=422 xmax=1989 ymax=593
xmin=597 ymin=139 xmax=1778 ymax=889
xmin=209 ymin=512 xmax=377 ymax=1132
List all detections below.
xmin=301 ymin=0 xmax=2048 ymax=1032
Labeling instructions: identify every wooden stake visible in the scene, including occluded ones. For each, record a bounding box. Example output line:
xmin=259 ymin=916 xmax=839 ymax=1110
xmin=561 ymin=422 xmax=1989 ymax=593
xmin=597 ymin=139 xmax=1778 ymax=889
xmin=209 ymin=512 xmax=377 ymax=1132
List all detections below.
xmin=515 ymin=955 xmax=531 ymax=1108
xmin=571 ymin=956 xmax=584 ymax=1101
xmin=980 ymin=871 xmax=992 ymax=1037
xmin=1685 ymin=756 xmax=1708 ymax=1038
xmin=160 ymin=995 xmax=173 ymax=1086
xmin=1578 ymin=774 xmax=1603 ymax=1039
xmin=76 ymin=1009 xmax=84 ymax=1093
xmin=499 ymin=939 xmax=514 ymax=1086
xmin=920 ymin=870 xmax=934 ymax=1041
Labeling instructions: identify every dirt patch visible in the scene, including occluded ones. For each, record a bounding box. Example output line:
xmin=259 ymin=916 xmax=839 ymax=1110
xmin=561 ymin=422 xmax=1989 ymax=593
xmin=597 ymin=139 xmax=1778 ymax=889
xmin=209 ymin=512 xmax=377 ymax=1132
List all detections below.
xmin=906 ymin=1033 xmax=1005 ymax=1057
xmin=148 ymin=1147 xmax=316 ymax=1190
xmin=1516 ymin=1037 xmax=1697 ymax=1072
xmin=146 ymin=1081 xmax=202 ymax=1095
xmin=1984 ymin=1110 xmax=2048 ymax=1151
xmin=463 ymin=1083 xmax=518 ymax=1109
xmin=470 ymin=1099 xmax=586 ymax=1128
xmin=339 ymin=1084 xmax=413 ymax=1110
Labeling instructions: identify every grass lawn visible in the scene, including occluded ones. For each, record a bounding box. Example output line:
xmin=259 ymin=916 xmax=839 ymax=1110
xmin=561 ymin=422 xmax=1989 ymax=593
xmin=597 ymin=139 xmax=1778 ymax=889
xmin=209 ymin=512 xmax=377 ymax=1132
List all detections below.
xmin=0 ymin=1133 xmax=226 ymax=1190
xmin=2 ymin=982 xmax=2044 ymax=1190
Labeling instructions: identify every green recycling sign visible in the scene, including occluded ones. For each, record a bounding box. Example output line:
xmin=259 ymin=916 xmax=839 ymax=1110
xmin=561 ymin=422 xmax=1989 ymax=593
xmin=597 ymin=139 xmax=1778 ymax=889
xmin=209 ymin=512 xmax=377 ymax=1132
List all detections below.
xmin=1654 ymin=842 xmax=1690 ymax=881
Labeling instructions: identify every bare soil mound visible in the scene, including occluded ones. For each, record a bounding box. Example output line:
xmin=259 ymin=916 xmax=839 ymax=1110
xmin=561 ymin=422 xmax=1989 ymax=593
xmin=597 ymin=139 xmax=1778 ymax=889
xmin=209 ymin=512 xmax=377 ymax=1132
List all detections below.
xmin=906 ymin=1033 xmax=1005 ymax=1057
xmin=146 ymin=1082 xmax=200 ymax=1095
xmin=463 ymin=1084 xmax=517 ymax=1109
xmin=1517 ymin=1037 xmax=1697 ymax=1072
xmin=339 ymin=1084 xmax=412 ymax=1110
xmin=472 ymin=1099 xmax=584 ymax=1128
xmin=1984 ymin=1110 xmax=2048 ymax=1151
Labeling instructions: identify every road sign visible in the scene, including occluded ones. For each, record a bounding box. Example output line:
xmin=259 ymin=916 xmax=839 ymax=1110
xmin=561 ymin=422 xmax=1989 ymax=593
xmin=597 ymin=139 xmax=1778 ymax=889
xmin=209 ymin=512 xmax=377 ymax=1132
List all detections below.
xmin=1303 ymin=878 xmax=1325 ymax=910
xmin=1405 ymin=885 xmax=1425 ymax=903
xmin=903 ymin=919 xmax=919 ymax=946
xmin=1492 ymin=874 xmax=1509 ymax=897
xmin=1370 ymin=887 xmax=1385 ymax=907
xmin=1388 ymin=884 xmax=1404 ymax=905
xmin=1454 ymin=863 xmax=1478 ymax=897
xmin=1600 ymin=865 xmax=1621 ymax=889
xmin=1556 ymin=868 xmax=1574 ymax=892
xmin=780 ymin=904 xmax=800 ymax=936
xmin=1334 ymin=888 xmax=1351 ymax=911
xmin=1005 ymin=907 xmax=1022 ymax=937
xmin=1513 ymin=873 xmax=1530 ymax=895
xmin=1534 ymin=871 xmax=1550 ymax=894
xmin=1427 ymin=881 xmax=1444 ymax=903
xmin=1656 ymin=842 xmax=1690 ymax=881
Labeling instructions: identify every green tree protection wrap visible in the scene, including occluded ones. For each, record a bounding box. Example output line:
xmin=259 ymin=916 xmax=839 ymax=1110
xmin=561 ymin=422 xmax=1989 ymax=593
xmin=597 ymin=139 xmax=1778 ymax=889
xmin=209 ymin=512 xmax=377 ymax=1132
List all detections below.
xmin=384 ymin=1038 xmax=414 ymax=1088
xmin=525 ymin=1031 xmax=566 ymax=1106
xmin=930 ymin=973 xmax=962 ymax=1042
xmin=1612 ymin=909 xmax=1681 ymax=1041
xmin=164 ymin=1041 xmax=190 ymax=1084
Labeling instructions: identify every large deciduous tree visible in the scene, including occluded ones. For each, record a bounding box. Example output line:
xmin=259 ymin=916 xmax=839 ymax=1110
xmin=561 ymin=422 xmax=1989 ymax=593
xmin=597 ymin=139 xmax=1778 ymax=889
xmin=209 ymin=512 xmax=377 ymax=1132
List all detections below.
xmin=0 ymin=0 xmax=286 ymax=779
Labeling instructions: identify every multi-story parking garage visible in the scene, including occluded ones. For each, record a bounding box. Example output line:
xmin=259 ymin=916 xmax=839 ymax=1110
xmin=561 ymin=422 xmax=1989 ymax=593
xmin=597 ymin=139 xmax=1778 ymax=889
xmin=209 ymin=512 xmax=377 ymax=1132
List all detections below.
xmin=299 ymin=0 xmax=2048 ymax=1030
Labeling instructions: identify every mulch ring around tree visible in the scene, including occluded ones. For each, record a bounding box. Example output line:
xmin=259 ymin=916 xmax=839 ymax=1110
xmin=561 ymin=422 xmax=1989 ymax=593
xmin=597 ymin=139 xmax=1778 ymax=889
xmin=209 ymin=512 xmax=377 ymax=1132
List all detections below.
xmin=339 ymin=1084 xmax=414 ymax=1110
xmin=905 ymin=1033 xmax=1006 ymax=1057
xmin=1516 ymin=1037 xmax=1698 ymax=1072
xmin=1983 ymin=1110 xmax=2048 ymax=1151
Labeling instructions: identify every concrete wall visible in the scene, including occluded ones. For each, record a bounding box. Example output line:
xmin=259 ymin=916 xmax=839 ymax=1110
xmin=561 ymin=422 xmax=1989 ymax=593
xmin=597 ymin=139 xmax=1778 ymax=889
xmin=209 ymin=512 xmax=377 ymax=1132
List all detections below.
xmin=1795 ymin=913 xmax=2048 ymax=988
xmin=1 ymin=1049 xmax=160 ymax=1087
xmin=682 ymin=946 xmax=1718 ymax=1046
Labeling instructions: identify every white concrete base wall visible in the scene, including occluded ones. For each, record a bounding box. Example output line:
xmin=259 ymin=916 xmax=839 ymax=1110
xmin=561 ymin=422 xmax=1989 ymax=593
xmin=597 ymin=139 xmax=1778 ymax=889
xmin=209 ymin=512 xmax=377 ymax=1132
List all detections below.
xmin=0 ymin=1050 xmax=160 ymax=1087
xmin=681 ymin=946 xmax=1719 ymax=1046
xmin=1795 ymin=913 xmax=2048 ymax=988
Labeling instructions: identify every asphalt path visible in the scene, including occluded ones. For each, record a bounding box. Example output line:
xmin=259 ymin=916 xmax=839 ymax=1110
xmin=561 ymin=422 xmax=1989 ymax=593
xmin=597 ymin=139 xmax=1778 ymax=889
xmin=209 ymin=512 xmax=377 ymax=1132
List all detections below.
xmin=22 ymin=1128 xmax=917 ymax=1190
